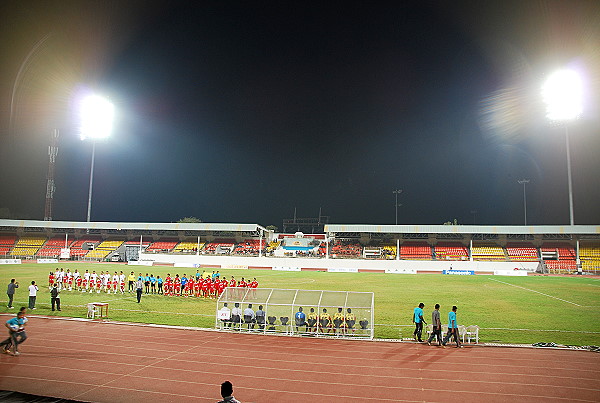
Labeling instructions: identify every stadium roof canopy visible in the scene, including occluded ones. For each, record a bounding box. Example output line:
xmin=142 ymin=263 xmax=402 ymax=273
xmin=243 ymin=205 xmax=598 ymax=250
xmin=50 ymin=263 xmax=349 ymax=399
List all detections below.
xmin=324 ymin=224 xmax=600 ymax=235
xmin=0 ymin=219 xmax=267 ymax=233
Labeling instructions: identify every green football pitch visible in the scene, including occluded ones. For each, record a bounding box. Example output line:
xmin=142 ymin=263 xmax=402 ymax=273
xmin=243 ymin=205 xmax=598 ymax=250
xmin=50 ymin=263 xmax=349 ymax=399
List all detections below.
xmin=1 ymin=262 xmax=599 ymax=346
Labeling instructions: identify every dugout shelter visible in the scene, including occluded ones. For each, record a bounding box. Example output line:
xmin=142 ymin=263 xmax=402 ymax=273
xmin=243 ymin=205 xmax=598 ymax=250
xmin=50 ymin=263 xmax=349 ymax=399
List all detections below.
xmin=216 ymin=287 xmax=374 ymax=339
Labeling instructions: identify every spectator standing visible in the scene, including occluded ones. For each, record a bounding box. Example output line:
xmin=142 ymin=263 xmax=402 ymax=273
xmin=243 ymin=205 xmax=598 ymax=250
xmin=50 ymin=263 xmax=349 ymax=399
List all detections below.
xmin=442 ymin=306 xmax=462 ymax=348
xmin=426 ymin=304 xmax=442 ymax=346
xmin=135 ymin=278 xmax=144 ymax=303
xmin=218 ymin=381 xmax=240 ymax=403
xmin=50 ymin=284 xmax=61 ymax=311
xmin=412 ymin=303 xmax=426 ymax=342
xmin=28 ymin=281 xmax=38 ymax=310
xmin=0 ymin=308 xmax=28 ymax=355
xmin=6 ymin=279 xmax=18 ymax=309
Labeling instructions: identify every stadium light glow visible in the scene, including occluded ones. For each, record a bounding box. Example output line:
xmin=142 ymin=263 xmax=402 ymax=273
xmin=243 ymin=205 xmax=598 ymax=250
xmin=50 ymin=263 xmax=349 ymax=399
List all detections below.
xmin=542 ymin=69 xmax=583 ymax=121
xmin=79 ymin=93 xmax=114 ymax=223
xmin=542 ymin=69 xmax=583 ymax=226
xmin=79 ymin=94 xmax=114 ymax=140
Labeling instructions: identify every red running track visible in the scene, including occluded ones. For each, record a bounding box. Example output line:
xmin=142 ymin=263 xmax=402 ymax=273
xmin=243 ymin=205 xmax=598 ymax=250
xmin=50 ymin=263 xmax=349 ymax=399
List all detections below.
xmin=0 ymin=316 xmax=598 ymax=403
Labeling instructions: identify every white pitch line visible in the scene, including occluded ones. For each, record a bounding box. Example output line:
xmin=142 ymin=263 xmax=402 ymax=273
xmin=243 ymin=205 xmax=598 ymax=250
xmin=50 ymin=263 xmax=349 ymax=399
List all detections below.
xmin=488 ymin=278 xmax=583 ymax=306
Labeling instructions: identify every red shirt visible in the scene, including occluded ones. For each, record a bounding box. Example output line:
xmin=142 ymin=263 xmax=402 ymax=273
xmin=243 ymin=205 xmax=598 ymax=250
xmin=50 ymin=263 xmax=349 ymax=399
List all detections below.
xmin=238 ymin=280 xmax=247 ymax=288
xmin=250 ymin=281 xmax=258 ymax=288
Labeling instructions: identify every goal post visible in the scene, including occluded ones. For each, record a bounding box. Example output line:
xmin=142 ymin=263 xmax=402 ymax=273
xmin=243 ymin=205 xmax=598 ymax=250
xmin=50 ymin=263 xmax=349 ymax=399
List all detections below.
xmin=216 ymin=287 xmax=374 ymax=339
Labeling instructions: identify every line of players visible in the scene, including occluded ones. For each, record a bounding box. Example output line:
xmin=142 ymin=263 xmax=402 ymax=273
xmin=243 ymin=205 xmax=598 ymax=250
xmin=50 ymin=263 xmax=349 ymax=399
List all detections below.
xmin=47 ymin=268 xmax=259 ymax=299
xmin=160 ymin=274 xmax=258 ymax=298
xmin=48 ymin=268 xmax=127 ymax=294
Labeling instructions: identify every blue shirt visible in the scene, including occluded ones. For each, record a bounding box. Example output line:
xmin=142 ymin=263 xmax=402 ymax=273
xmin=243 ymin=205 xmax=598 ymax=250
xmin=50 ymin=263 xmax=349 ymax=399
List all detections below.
xmin=6 ymin=317 xmax=25 ymax=331
xmin=144 ymin=276 xmax=150 ymax=282
xmin=181 ymin=277 xmax=188 ymax=286
xmin=157 ymin=278 xmax=163 ymax=284
xmin=448 ymin=311 xmax=458 ymax=328
xmin=295 ymin=311 xmax=306 ymax=321
xmin=150 ymin=276 xmax=156 ymax=284
xmin=414 ymin=307 xmax=424 ymax=323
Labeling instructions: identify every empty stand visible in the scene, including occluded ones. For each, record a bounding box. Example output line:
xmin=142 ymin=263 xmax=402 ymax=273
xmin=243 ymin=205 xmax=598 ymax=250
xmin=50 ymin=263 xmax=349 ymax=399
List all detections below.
xmin=434 ymin=242 xmax=468 ymax=260
xmin=400 ymin=242 xmax=432 ymax=260
xmin=0 ymin=235 xmax=17 ymax=256
xmin=471 ymin=243 xmax=506 ymax=261
xmin=147 ymin=239 xmax=179 ymax=253
xmin=505 ymin=243 xmax=539 ymax=261
xmin=11 ymin=236 xmax=46 ymax=257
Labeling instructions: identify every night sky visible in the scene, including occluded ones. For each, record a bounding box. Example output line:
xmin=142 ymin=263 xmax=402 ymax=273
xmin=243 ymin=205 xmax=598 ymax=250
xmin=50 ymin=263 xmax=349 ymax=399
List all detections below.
xmin=1 ymin=1 xmax=599 ymax=228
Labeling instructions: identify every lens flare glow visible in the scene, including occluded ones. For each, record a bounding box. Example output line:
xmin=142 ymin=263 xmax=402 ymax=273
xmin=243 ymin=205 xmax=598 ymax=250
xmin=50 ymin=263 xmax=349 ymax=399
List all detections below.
xmin=542 ymin=70 xmax=583 ymax=121
xmin=79 ymin=94 xmax=114 ymax=140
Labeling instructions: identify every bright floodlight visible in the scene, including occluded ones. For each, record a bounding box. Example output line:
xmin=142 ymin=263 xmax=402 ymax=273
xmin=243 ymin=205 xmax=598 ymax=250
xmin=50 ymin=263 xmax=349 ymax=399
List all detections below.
xmin=542 ymin=69 xmax=583 ymax=121
xmin=79 ymin=94 xmax=114 ymax=140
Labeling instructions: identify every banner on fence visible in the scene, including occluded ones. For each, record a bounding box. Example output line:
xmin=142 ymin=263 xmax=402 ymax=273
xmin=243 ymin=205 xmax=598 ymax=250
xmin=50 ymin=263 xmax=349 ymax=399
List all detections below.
xmin=385 ymin=268 xmax=417 ymax=274
xmin=443 ymin=269 xmax=475 ymax=275
xmin=128 ymin=260 xmax=154 ymax=266
xmin=37 ymin=259 xmax=58 ymax=264
xmin=273 ymin=266 xmax=301 ymax=271
xmin=328 ymin=267 xmax=359 ymax=273
xmin=0 ymin=259 xmax=21 ymax=265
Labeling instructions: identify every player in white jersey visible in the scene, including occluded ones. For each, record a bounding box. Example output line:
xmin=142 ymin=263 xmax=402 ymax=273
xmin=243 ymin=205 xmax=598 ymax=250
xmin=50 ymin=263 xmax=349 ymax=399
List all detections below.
xmin=73 ymin=270 xmax=81 ymax=291
xmin=111 ymin=272 xmax=119 ymax=294
xmin=83 ymin=270 xmax=90 ymax=292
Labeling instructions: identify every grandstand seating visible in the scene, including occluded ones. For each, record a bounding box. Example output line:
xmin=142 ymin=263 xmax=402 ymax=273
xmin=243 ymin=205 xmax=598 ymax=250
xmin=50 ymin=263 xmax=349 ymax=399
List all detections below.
xmin=69 ymin=237 xmax=102 ymax=257
xmin=147 ymin=239 xmax=179 ymax=252
xmin=331 ymin=240 xmax=361 ymax=258
xmin=434 ymin=242 xmax=468 ymax=260
xmin=11 ymin=236 xmax=46 ymax=257
xmin=204 ymin=239 xmax=236 ymax=254
xmin=505 ymin=243 xmax=538 ymax=261
xmin=173 ymin=241 xmax=203 ymax=253
xmin=471 ymin=244 xmax=505 ymax=261
xmin=540 ymin=243 xmax=577 ymax=274
xmin=0 ymin=235 xmax=17 ymax=256
xmin=580 ymin=243 xmax=600 ymax=274
xmin=400 ymin=242 xmax=432 ymax=260
xmin=37 ymin=237 xmax=67 ymax=257
xmin=85 ymin=240 xmax=123 ymax=259
xmin=381 ymin=245 xmax=397 ymax=259
xmin=233 ymin=239 xmax=264 ymax=255
xmin=266 ymin=240 xmax=281 ymax=253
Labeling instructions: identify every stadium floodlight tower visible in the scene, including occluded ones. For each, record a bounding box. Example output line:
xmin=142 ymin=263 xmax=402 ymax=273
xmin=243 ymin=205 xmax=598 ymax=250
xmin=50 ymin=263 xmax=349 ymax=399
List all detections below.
xmin=79 ymin=94 xmax=114 ymax=223
xmin=542 ymin=69 xmax=582 ymax=226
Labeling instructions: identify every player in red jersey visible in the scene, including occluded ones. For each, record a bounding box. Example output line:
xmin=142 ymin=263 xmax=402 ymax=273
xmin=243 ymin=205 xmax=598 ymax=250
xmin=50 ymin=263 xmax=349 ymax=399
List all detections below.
xmin=173 ymin=275 xmax=181 ymax=296
xmin=48 ymin=272 xmax=54 ymax=289
xmin=249 ymin=278 xmax=258 ymax=288
xmin=229 ymin=277 xmax=236 ymax=288
xmin=76 ymin=276 xmax=83 ymax=291
xmin=201 ymin=278 xmax=210 ymax=298
xmin=164 ymin=274 xmax=172 ymax=296
xmin=95 ymin=277 xmax=102 ymax=294
xmin=193 ymin=278 xmax=202 ymax=297
xmin=185 ymin=277 xmax=194 ymax=297
xmin=82 ymin=277 xmax=88 ymax=292
xmin=208 ymin=279 xmax=217 ymax=298
xmin=238 ymin=278 xmax=247 ymax=288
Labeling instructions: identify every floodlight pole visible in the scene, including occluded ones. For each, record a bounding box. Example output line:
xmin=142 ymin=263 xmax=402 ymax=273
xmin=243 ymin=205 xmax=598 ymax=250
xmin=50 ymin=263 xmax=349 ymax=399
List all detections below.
xmin=86 ymin=140 xmax=96 ymax=222
xmin=517 ymin=179 xmax=530 ymax=225
xmin=565 ymin=125 xmax=574 ymax=225
xmin=393 ymin=189 xmax=402 ymax=225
